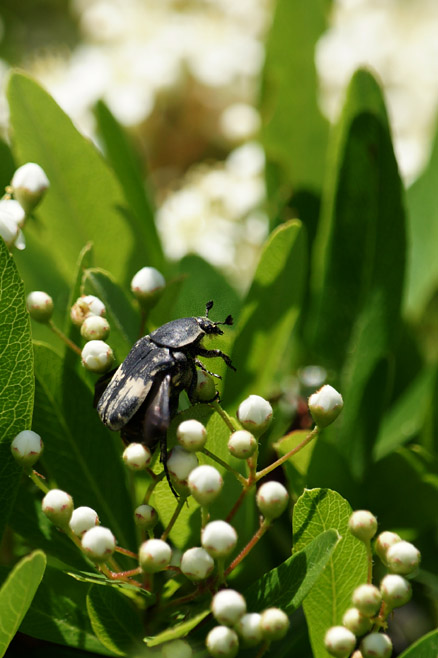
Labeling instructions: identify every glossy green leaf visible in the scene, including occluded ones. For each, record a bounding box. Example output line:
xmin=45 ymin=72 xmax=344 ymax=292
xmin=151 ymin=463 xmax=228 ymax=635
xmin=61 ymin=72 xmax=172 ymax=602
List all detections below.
xmin=398 ymin=629 xmax=438 ymax=658
xmin=293 ymin=488 xmax=367 ymax=658
xmin=94 ymin=100 xmax=164 ymax=271
xmin=0 ymin=136 xmax=15 ymax=189
xmin=18 ymin=566 xmax=114 ymax=655
xmin=145 ymin=610 xmax=209 ymax=648
xmin=223 ymin=220 xmax=306 ymax=407
xmin=261 ymin=0 xmax=330 ymax=192
xmin=0 ymin=238 xmax=34 ymax=541
xmin=404 ymin=122 xmax=438 ymax=319
xmin=67 ymin=571 xmax=153 ymax=601
xmin=86 ymin=585 xmax=145 ymax=656
xmin=32 ymin=342 xmax=137 ymax=550
xmin=0 ymin=551 xmax=46 ymax=658
xmin=244 ymin=528 xmax=340 ymax=612
xmin=8 ymin=72 xmax=148 ymax=291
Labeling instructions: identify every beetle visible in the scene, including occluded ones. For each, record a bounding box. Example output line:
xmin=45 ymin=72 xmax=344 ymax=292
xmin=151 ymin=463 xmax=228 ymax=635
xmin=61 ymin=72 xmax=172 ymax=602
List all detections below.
xmin=95 ymin=301 xmax=235 ymax=494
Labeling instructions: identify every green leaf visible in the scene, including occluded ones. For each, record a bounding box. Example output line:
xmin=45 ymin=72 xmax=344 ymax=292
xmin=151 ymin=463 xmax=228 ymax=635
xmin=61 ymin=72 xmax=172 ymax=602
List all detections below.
xmin=67 ymin=571 xmax=154 ymax=601
xmin=223 ymin=220 xmax=306 ymax=407
xmin=8 ymin=72 xmax=149 ymax=291
xmin=32 ymin=342 xmax=137 ymax=550
xmin=0 ymin=238 xmax=34 ymax=541
xmin=293 ymin=488 xmax=368 ymax=658
xmin=86 ymin=585 xmax=145 ymax=656
xmin=261 ymin=0 xmax=330 ymax=192
xmin=145 ymin=610 xmax=210 ymax=648
xmin=18 ymin=566 xmax=114 ymax=655
xmin=398 ymin=629 xmax=438 ymax=658
xmin=244 ymin=528 xmax=340 ymax=613
xmin=373 ymin=367 xmax=438 ymax=460
xmin=404 ymin=122 xmax=438 ymax=319
xmin=0 ymin=551 xmax=46 ymax=658
xmin=0 ymin=136 xmax=15 ymax=189
xmin=94 ymin=100 xmax=164 ymax=271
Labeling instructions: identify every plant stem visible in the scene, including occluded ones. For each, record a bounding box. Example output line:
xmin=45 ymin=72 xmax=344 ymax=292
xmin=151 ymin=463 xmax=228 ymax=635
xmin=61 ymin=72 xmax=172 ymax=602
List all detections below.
xmin=201 ymin=506 xmax=210 ymax=528
xmin=365 ymin=539 xmax=373 ymax=584
xmin=144 ymin=470 xmax=165 ymax=504
xmin=255 ymin=427 xmax=319 ymax=481
xmin=210 ymin=400 xmax=238 ymax=433
xmin=226 ymin=487 xmax=249 ymax=522
xmin=27 ymin=469 xmax=50 ymax=494
xmin=255 ymin=641 xmax=271 ymax=658
xmin=161 ymin=496 xmax=186 ymax=541
xmin=48 ymin=320 xmax=82 ymax=355
xmin=224 ymin=519 xmax=271 ymax=578
xmin=115 ymin=546 xmax=138 ymax=560
xmin=201 ymin=447 xmax=247 ymax=485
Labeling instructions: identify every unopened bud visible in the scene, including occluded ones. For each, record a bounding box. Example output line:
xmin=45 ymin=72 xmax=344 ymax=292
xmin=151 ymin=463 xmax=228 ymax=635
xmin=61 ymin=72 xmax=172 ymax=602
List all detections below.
xmin=308 ymin=385 xmax=343 ymax=428
xmin=212 ymin=590 xmax=246 ymax=626
xmin=81 ymin=315 xmax=110 ymax=341
xmin=195 ymin=370 xmax=217 ymax=401
xmin=139 ymin=538 xmax=172 ymax=573
xmin=11 ymin=162 xmax=49 ymax=214
xmin=26 ymin=291 xmax=54 ymax=323
xmin=227 ymin=430 xmax=257 ymax=459
xmin=342 ymin=608 xmax=372 ymax=636
xmin=206 ymin=626 xmax=239 ymax=658
xmin=42 ymin=489 xmax=74 ymax=528
xmin=0 ymin=204 xmax=20 ymax=248
xmin=202 ymin=520 xmax=237 ymax=558
xmin=167 ymin=446 xmax=198 ymax=489
xmin=11 ymin=430 xmax=43 ymax=467
xmin=122 ymin=443 xmax=152 ymax=470
xmin=360 ymin=633 xmax=392 ymax=658
xmin=71 ymin=295 xmax=106 ymax=326
xmin=130 ymin=267 xmax=165 ymax=304
xmin=188 ymin=465 xmax=223 ymax=505
xmin=349 ymin=510 xmax=378 ymax=543
xmin=380 ymin=574 xmax=412 ymax=609
xmin=260 ymin=607 xmax=290 ymax=641
xmin=386 ymin=540 xmax=420 ymax=576
xmin=69 ymin=506 xmax=99 ymax=536
xmin=352 ymin=584 xmax=382 ymax=617
xmin=324 ymin=626 xmax=357 ymax=658
xmin=82 ymin=526 xmax=115 ymax=562
xmin=181 ymin=546 xmax=214 ymax=581
xmin=256 ymin=481 xmax=289 ymax=520
xmin=375 ymin=531 xmax=401 ymax=565
xmin=177 ymin=419 xmax=207 ymax=452
xmin=134 ymin=504 xmax=158 ymax=529
xmin=235 ymin=613 xmax=262 ymax=647
xmin=81 ymin=340 xmax=114 ymax=373
xmin=237 ymin=395 xmax=273 ymax=435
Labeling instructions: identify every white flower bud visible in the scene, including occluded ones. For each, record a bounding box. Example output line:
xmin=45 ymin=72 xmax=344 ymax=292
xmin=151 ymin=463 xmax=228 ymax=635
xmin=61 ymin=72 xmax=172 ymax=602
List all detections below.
xmin=82 ymin=526 xmax=116 ymax=562
xmin=69 ymin=506 xmax=100 ymax=536
xmin=206 ymin=626 xmax=239 ymax=658
xmin=80 ymin=315 xmax=110 ymax=341
xmin=360 ymin=633 xmax=392 ymax=658
xmin=380 ymin=574 xmax=412 ymax=609
xmin=177 ymin=419 xmax=207 ymax=452
xmin=134 ymin=504 xmax=158 ymax=529
xmin=122 ymin=443 xmax=152 ymax=470
xmin=348 ymin=510 xmax=378 ymax=543
xmin=0 ymin=204 xmax=20 ymax=248
xmin=211 ymin=590 xmax=246 ymax=626
xmin=227 ymin=430 xmax=257 ymax=459
xmin=202 ymin=520 xmax=237 ymax=558
xmin=42 ymin=489 xmax=74 ymax=528
xmin=342 ymin=607 xmax=373 ymax=636
xmin=235 ymin=612 xmax=263 ymax=647
xmin=386 ymin=540 xmax=420 ymax=576
xmin=81 ymin=340 xmax=114 ymax=373
xmin=11 ymin=430 xmax=43 ymax=467
xmin=237 ymin=395 xmax=273 ymax=435
xmin=181 ymin=546 xmax=214 ymax=581
xmin=139 ymin=539 xmax=172 ymax=573
xmin=256 ymin=481 xmax=289 ymax=520
xmin=194 ymin=370 xmax=217 ymax=402
xmin=167 ymin=446 xmax=198 ymax=486
xmin=352 ymin=584 xmax=382 ymax=617
xmin=0 ymin=199 xmax=26 ymax=228
xmin=161 ymin=639 xmax=192 ymax=658
xmin=260 ymin=607 xmax=290 ymax=641
xmin=324 ymin=626 xmax=357 ymax=658
xmin=26 ymin=291 xmax=54 ymax=323
xmin=71 ymin=295 xmax=106 ymax=326
xmin=308 ymin=385 xmax=343 ymax=427
xmin=130 ymin=267 xmax=165 ymax=301
xmin=188 ymin=465 xmax=223 ymax=505
xmin=375 ymin=531 xmax=401 ymax=565
xmin=11 ymin=162 xmax=49 ymax=214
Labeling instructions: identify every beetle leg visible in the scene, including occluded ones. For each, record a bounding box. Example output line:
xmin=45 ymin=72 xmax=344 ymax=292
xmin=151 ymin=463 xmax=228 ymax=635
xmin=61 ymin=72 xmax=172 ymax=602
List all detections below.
xmin=196 ymin=347 xmax=236 ymax=371
xmin=195 ymin=358 xmax=222 ymax=379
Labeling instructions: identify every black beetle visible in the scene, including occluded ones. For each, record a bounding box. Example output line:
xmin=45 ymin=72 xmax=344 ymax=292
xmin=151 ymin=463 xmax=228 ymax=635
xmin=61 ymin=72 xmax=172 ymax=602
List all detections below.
xmin=95 ymin=301 xmax=235 ymax=494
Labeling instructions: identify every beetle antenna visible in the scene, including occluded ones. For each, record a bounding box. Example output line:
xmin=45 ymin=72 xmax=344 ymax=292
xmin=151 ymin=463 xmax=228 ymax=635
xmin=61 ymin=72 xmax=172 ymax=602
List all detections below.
xmin=217 ymin=314 xmax=233 ymax=326
xmin=205 ymin=300 xmax=214 ymax=317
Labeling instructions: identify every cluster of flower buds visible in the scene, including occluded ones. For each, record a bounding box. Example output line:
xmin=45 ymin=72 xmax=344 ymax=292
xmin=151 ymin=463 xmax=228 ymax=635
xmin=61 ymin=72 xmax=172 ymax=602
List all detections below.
xmin=207 ymin=589 xmax=289 ymax=656
xmin=0 ymin=162 xmax=49 ymax=251
xmin=325 ymin=510 xmax=420 ymax=658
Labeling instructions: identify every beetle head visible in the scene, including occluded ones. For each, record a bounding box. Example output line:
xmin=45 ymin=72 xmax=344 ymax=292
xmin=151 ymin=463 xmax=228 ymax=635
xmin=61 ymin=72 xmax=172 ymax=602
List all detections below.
xmin=198 ymin=300 xmax=233 ymax=335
